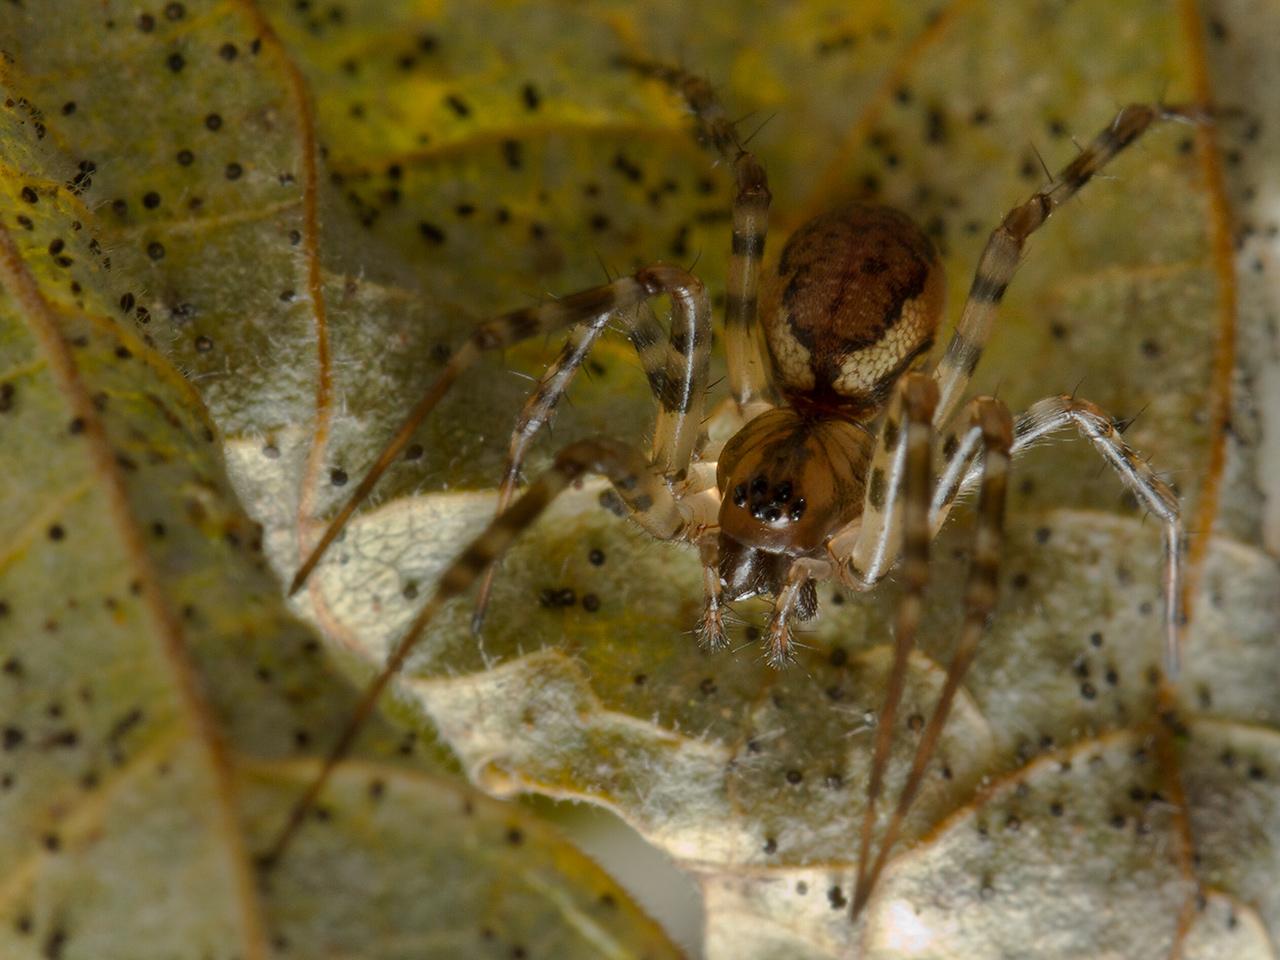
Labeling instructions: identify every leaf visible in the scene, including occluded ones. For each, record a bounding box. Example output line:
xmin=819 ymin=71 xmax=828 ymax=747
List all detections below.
xmin=2 ymin=0 xmax=1276 ymax=957
xmin=0 ymin=8 xmax=682 ymax=960
xmin=245 ymin=760 xmax=683 ymax=959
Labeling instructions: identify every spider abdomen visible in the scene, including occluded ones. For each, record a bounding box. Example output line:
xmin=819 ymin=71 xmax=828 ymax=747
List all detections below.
xmin=764 ymin=203 xmax=945 ymax=417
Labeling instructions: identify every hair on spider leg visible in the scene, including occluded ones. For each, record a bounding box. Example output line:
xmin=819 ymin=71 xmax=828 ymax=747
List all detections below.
xmin=1064 ymin=376 xmax=1090 ymax=403
xmin=738 ymin=112 xmax=778 ymax=150
xmin=592 ymin=249 xmax=617 ymax=284
xmin=1028 ymin=140 xmax=1056 ymax=187
xmin=725 ymin=623 xmax=766 ymax=659
xmin=775 ymin=626 xmax=819 ymax=665
xmin=1110 ymin=399 xmax=1158 ymax=437
xmin=748 ymin=636 xmax=800 ymax=671
xmin=702 ymin=374 xmax=728 ymax=396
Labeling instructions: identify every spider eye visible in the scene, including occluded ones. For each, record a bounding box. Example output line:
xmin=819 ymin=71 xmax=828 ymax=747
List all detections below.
xmin=743 ymin=477 xmax=799 ymax=524
xmin=789 ymin=498 xmax=807 ymax=521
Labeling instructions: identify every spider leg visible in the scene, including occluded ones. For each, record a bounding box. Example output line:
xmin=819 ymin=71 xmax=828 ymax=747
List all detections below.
xmin=472 ymin=313 xmax=612 ymax=630
xmin=932 ymin=102 xmax=1203 ymax=426
xmin=471 ymin=267 xmax=713 ymax=630
xmin=697 ymin=533 xmax=730 ymax=650
xmin=826 ymin=374 xmax=938 ymax=587
xmin=619 ymin=58 xmax=776 ymax=416
xmin=759 ymin=557 xmax=824 ymax=668
xmin=842 ymin=373 xmax=939 ymax=899
xmin=935 ymin=394 xmax=1184 ymax=674
xmin=263 ymin=438 xmax=689 ymax=866
xmin=851 ymin=399 xmax=1013 ymax=919
xmin=289 ymin=263 xmax=709 ymax=596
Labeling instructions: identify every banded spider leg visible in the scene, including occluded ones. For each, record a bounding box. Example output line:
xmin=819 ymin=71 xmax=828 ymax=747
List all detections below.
xmin=843 ymin=102 xmax=1196 ymax=917
xmin=263 ymin=265 xmax=716 ymax=865
xmin=268 ymin=61 xmax=776 ymax=864
xmin=287 ymin=264 xmax=711 ymax=597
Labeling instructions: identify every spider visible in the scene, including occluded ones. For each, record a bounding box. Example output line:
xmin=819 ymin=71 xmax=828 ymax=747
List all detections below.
xmin=266 ymin=61 xmax=1196 ymax=917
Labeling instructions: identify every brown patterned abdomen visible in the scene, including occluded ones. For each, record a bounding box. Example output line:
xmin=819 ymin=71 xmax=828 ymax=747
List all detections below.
xmin=763 ymin=203 xmax=945 ymax=418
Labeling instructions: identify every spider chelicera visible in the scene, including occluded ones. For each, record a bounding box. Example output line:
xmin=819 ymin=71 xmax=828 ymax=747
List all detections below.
xmin=267 ymin=61 xmax=1196 ymax=915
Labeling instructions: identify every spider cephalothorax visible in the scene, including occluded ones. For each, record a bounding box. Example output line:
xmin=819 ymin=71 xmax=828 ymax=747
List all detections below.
xmin=717 ymin=408 xmax=871 ymax=555
xmin=269 ymin=61 xmax=1196 ymax=917
xmin=713 ymin=407 xmax=871 ymax=626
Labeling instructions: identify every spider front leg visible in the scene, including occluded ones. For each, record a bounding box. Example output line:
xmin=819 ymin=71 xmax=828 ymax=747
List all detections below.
xmin=932 ymin=102 xmax=1203 ymax=426
xmin=289 ymin=263 xmax=709 ymax=596
xmin=851 ymin=397 xmax=1013 ymax=919
xmin=935 ymin=394 xmax=1185 ymax=673
xmin=263 ymin=437 xmax=694 ymax=866
xmin=471 ymin=266 xmax=713 ymax=630
xmin=620 ymin=57 xmax=776 ymax=416
xmin=832 ymin=372 xmax=940 ymax=901
xmin=826 ymin=373 xmax=939 ymax=589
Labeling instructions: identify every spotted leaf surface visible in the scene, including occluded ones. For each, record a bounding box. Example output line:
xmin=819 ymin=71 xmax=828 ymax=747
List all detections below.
xmin=0 ymin=11 xmax=682 ymax=959
xmin=3 ymin=0 xmax=1277 ymax=958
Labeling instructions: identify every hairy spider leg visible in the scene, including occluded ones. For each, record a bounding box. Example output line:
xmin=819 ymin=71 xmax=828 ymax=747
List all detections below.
xmin=696 ymin=532 xmax=731 ymax=651
xmin=832 ymin=105 xmax=1199 ymax=907
xmin=762 ymin=558 xmax=820 ymax=668
xmin=289 ymin=264 xmax=709 ymax=596
xmin=263 ymin=438 xmax=691 ymax=866
xmin=619 ymin=57 xmax=777 ymax=415
xmin=471 ymin=312 xmax=611 ymax=632
xmin=850 ymin=373 xmax=938 ymax=893
xmin=471 ymin=267 xmax=713 ymax=630
xmin=935 ymin=394 xmax=1184 ymax=673
xmin=932 ymin=103 xmax=1203 ymax=428
xmin=852 ymin=398 xmax=1013 ymax=919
